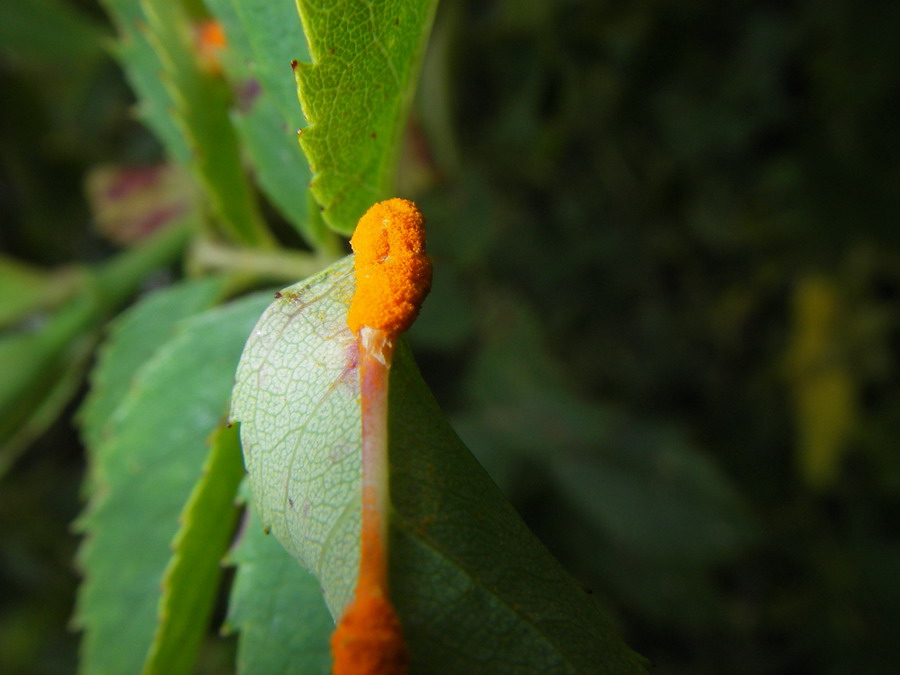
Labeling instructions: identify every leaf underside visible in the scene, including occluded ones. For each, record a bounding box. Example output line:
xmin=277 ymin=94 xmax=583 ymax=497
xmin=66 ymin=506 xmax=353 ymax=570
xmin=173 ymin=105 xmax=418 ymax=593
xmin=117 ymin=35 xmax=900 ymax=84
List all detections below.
xmin=231 ymin=256 xmax=649 ymax=673
xmin=231 ymin=255 xmax=361 ymax=617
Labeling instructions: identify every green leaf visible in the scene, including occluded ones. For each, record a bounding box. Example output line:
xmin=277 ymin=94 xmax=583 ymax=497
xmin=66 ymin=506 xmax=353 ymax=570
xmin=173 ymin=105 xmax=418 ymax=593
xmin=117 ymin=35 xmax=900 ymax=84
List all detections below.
xmin=0 ymin=0 xmax=105 ymax=63
xmin=142 ymin=423 xmax=245 ymax=675
xmin=234 ymin=98 xmax=331 ymax=247
xmin=79 ymin=277 xmax=225 ymax=452
xmin=295 ymin=0 xmax=440 ymax=233
xmin=0 ymin=291 xmax=101 ymax=465
xmin=221 ymin=0 xmax=308 ymax=131
xmin=226 ymin=497 xmax=333 ymax=675
xmin=231 ymin=257 xmax=649 ymax=673
xmin=0 ymin=222 xmax=189 ymax=474
xmin=0 ymin=326 xmax=94 ymax=479
xmin=75 ymin=293 xmax=271 ymax=675
xmin=0 ymin=257 xmax=76 ymax=329
xmin=389 ymin=342 xmax=648 ymax=674
xmin=139 ymin=0 xmax=271 ymax=246
xmin=203 ymin=0 xmax=335 ymax=251
xmin=99 ymin=0 xmax=190 ymax=163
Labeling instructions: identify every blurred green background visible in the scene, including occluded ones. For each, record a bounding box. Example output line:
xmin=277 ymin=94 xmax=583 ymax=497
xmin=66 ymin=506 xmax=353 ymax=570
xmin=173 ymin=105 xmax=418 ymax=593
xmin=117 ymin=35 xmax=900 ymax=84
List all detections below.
xmin=2 ymin=0 xmax=899 ymax=672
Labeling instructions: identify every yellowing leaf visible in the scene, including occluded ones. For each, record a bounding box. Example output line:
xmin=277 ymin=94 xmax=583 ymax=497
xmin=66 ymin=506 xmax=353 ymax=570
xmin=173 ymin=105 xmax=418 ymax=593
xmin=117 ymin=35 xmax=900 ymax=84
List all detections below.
xmin=786 ymin=275 xmax=858 ymax=490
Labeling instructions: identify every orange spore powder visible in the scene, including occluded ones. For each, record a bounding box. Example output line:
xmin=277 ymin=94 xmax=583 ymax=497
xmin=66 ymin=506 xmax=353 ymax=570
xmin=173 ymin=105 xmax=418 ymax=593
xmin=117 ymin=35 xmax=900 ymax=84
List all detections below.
xmin=334 ymin=198 xmax=426 ymax=674
xmin=331 ymin=586 xmax=408 ymax=675
xmin=347 ymin=198 xmax=432 ymax=335
xmin=331 ymin=418 xmax=409 ymax=674
xmin=197 ymin=19 xmax=226 ymax=49
xmin=194 ymin=20 xmax=227 ymax=75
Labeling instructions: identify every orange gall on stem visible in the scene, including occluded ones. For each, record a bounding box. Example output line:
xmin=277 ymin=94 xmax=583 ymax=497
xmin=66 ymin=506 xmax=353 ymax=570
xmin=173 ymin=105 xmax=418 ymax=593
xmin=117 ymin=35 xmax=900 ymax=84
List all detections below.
xmin=347 ymin=198 xmax=432 ymax=335
xmin=331 ymin=588 xmax=408 ymax=675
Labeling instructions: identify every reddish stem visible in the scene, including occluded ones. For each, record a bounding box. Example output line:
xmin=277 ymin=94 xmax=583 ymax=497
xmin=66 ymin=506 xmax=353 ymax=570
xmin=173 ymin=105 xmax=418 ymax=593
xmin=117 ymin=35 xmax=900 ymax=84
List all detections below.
xmin=331 ymin=327 xmax=407 ymax=675
xmin=357 ymin=326 xmax=393 ymax=588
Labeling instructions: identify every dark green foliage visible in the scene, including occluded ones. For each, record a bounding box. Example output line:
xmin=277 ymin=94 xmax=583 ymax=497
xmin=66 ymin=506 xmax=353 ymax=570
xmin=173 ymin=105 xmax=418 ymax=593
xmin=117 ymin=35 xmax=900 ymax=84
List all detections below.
xmin=1 ymin=0 xmax=899 ymax=673
xmin=410 ymin=1 xmax=900 ymax=671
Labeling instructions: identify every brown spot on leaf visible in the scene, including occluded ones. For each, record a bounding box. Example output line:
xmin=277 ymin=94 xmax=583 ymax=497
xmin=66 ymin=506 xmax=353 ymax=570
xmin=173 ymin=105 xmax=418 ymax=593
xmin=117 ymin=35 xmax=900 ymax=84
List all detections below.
xmin=236 ymin=78 xmax=262 ymax=114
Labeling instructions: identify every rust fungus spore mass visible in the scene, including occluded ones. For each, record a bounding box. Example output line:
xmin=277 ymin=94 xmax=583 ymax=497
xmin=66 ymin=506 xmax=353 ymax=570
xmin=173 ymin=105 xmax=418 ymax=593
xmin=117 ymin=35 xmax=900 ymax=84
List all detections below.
xmin=331 ymin=588 xmax=407 ymax=675
xmin=347 ymin=199 xmax=431 ymax=336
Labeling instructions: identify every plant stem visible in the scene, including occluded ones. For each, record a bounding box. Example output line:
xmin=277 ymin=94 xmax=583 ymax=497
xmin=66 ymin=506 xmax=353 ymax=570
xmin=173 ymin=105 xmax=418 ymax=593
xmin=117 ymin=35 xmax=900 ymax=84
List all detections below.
xmin=357 ymin=326 xmax=395 ymax=589
xmin=0 ymin=220 xmax=192 ymax=474
xmin=94 ymin=218 xmax=192 ymax=309
xmin=187 ymin=237 xmax=338 ymax=284
xmin=330 ymin=326 xmax=407 ymax=675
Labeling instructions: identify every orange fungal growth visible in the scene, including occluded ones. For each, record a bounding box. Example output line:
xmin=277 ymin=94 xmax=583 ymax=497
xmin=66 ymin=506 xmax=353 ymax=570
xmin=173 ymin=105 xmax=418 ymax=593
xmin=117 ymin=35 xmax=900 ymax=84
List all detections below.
xmin=194 ymin=19 xmax=227 ymax=76
xmin=331 ymin=587 xmax=408 ymax=675
xmin=347 ymin=199 xmax=432 ymax=335
xmin=334 ymin=197 xmax=424 ymax=674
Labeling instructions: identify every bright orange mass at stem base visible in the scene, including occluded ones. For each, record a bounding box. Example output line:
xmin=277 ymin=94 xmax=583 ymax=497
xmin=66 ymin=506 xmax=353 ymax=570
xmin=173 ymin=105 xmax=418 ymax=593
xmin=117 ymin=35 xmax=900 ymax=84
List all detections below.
xmin=347 ymin=198 xmax=432 ymax=335
xmin=331 ymin=587 xmax=408 ymax=675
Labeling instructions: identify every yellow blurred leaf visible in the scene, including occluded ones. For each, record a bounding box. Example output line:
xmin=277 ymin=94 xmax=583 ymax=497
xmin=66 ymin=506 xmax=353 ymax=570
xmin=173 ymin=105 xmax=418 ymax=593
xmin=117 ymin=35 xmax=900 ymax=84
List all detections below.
xmin=785 ymin=275 xmax=857 ymax=490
